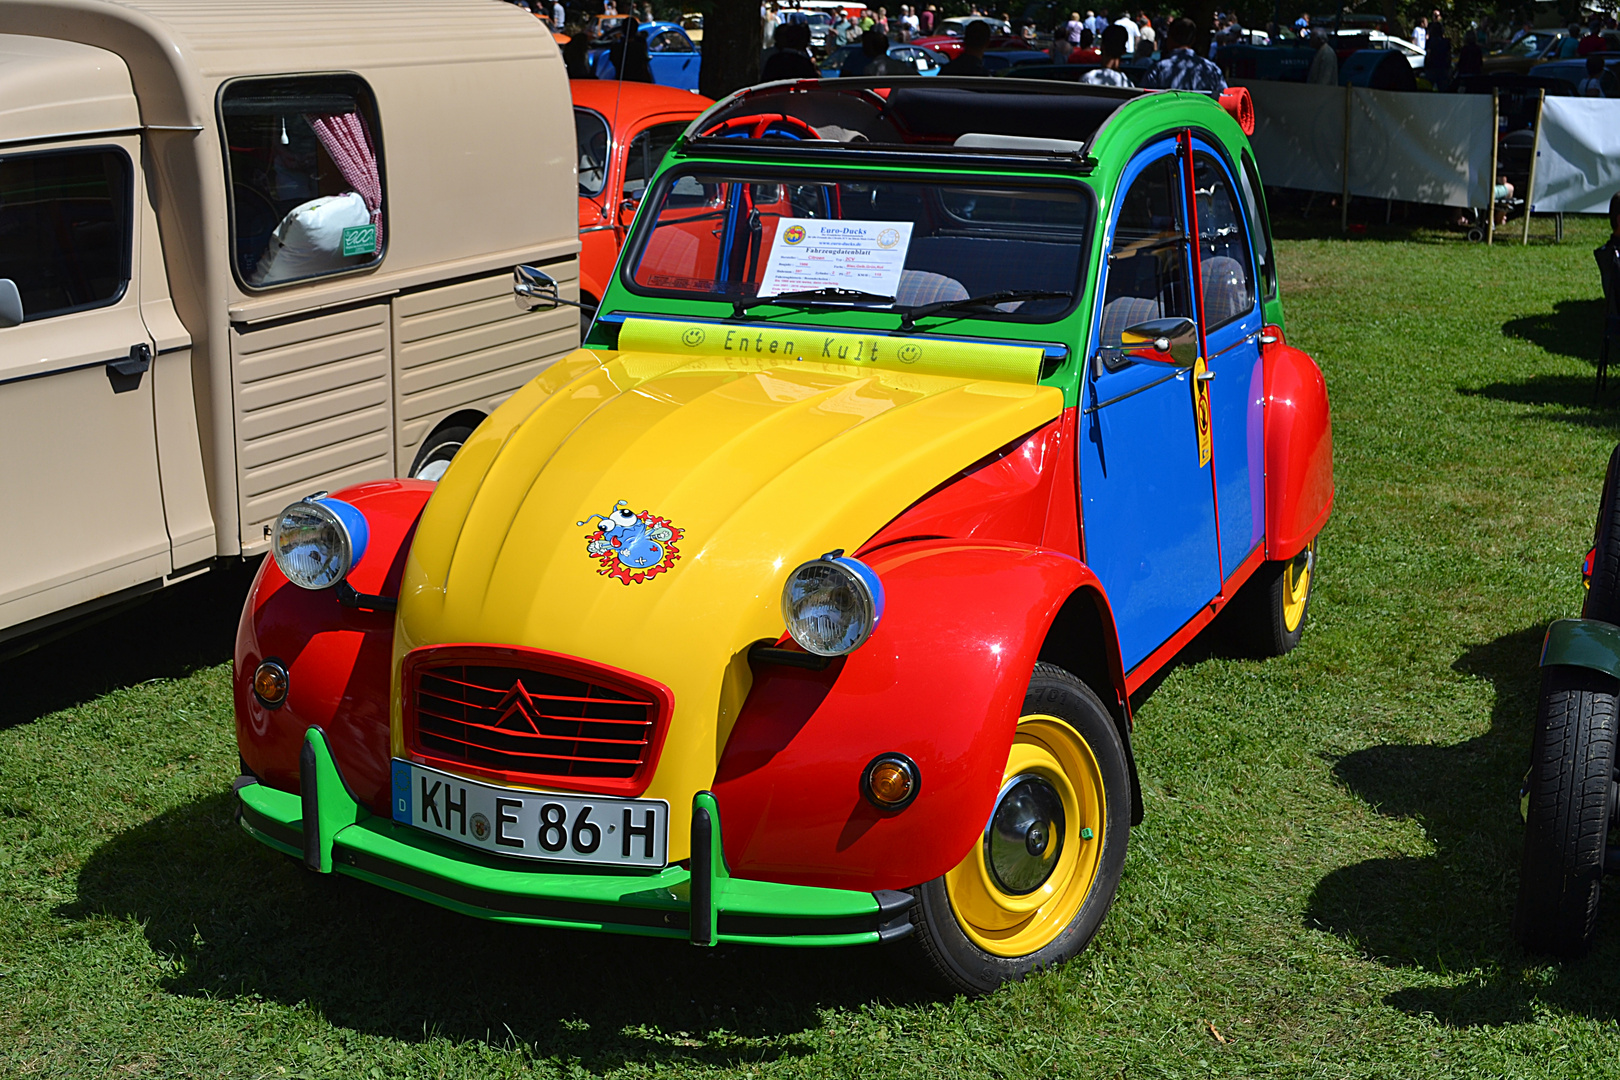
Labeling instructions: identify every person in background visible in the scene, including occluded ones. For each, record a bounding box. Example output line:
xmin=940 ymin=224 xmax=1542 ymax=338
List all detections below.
xmin=1306 ymin=32 xmax=1337 ymax=82
xmin=1577 ymin=53 xmax=1608 ymax=96
xmin=1577 ymin=25 xmax=1608 ymax=57
xmin=920 ymin=4 xmax=935 ymax=34
xmin=835 ymin=11 xmax=858 ymax=45
xmin=1456 ymin=28 xmax=1483 ymax=77
xmin=1411 ymin=15 xmax=1428 ymax=52
xmin=1086 ymin=9 xmax=1107 ymax=35
xmin=902 ymin=6 xmax=921 ymax=39
xmin=1598 ymin=193 xmax=1620 ymax=339
xmin=939 ymin=17 xmax=993 ymax=74
xmin=850 ymin=28 xmax=912 ymax=74
xmin=762 ymin=20 xmax=820 ymax=80
xmin=563 ymin=27 xmax=595 ymax=77
xmin=1136 ymin=12 xmax=1156 ymax=53
xmin=1113 ymin=8 xmax=1139 ymax=53
xmin=874 ymin=6 xmax=889 ymax=36
xmin=1424 ymin=20 xmax=1452 ymax=91
xmin=1064 ymin=10 xmax=1087 ymax=46
xmin=858 ymin=8 xmax=875 ymax=31
xmin=1143 ymin=15 xmax=1227 ymax=90
xmin=1081 ymin=22 xmax=1134 ymax=85
xmin=1293 ymin=11 xmax=1310 ymax=38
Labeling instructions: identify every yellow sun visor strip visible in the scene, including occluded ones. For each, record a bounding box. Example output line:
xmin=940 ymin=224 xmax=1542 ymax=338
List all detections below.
xmin=617 ymin=317 xmax=1047 ymax=384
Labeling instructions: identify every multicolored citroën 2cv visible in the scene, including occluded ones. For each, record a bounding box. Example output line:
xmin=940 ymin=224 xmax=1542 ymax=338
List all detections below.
xmin=233 ymin=78 xmax=1333 ymax=994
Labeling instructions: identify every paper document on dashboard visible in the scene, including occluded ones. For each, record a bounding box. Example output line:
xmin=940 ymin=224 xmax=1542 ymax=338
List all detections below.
xmin=757 ymin=219 xmax=914 ymax=299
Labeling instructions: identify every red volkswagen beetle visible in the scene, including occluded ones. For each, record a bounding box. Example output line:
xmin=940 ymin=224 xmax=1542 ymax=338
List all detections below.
xmin=573 ymin=80 xmax=712 ymax=329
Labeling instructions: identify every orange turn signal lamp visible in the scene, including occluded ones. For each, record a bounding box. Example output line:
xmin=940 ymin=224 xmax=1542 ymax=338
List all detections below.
xmin=862 ymin=753 xmax=919 ymax=812
xmin=253 ymin=659 xmax=289 ymax=708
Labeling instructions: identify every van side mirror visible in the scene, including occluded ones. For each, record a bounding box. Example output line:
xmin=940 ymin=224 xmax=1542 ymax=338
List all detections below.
xmin=513 ymin=264 xmax=584 ymax=312
xmin=0 ymin=279 xmax=24 ymax=328
xmin=1120 ymin=316 xmax=1197 ymax=367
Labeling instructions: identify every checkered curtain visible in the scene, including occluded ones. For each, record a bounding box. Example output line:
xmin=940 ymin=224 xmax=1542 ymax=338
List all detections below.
xmin=306 ymin=112 xmax=383 ymax=251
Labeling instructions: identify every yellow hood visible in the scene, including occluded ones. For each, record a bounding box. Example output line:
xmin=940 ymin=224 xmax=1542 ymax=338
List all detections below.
xmin=392 ymin=339 xmax=1063 ymax=847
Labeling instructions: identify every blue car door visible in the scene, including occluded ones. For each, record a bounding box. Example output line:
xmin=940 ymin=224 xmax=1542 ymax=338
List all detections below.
xmin=646 ymin=27 xmax=701 ymax=90
xmin=1190 ymin=140 xmax=1266 ymax=579
xmin=1078 ymin=137 xmax=1221 ymax=673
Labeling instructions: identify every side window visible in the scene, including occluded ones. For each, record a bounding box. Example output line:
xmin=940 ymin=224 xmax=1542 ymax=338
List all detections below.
xmin=648 ymin=30 xmax=693 ymax=53
xmin=221 ymin=74 xmax=385 ymax=288
xmin=623 ymin=122 xmax=688 ymax=202
xmin=1191 ymin=151 xmax=1256 ymax=331
xmin=575 ymin=109 xmax=610 ymax=197
xmin=1099 ymin=153 xmax=1191 ymax=351
xmin=0 ymin=148 xmax=131 ymax=322
xmin=1238 ymin=150 xmax=1277 ymax=302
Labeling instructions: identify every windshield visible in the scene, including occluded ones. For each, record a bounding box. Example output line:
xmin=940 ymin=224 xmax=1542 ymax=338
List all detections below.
xmin=624 ymin=168 xmax=1092 ymax=323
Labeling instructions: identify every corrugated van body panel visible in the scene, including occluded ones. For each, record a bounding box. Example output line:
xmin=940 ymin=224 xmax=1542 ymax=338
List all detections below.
xmin=232 ymin=303 xmax=393 ymax=543
xmin=391 ymin=266 xmax=579 ymax=467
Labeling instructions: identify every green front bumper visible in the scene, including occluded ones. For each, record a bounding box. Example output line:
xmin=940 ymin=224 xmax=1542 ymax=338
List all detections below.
xmin=235 ymin=729 xmax=915 ymax=948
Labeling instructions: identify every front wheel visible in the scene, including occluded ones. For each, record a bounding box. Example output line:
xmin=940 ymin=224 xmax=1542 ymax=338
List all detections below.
xmin=1513 ymin=664 xmax=1619 ymax=957
xmin=907 ymin=664 xmax=1131 ymax=995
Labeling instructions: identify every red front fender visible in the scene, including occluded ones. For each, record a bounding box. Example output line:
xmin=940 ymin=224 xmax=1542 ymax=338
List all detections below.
xmin=711 ymin=540 xmax=1106 ymax=893
xmin=234 ymin=480 xmax=434 ymax=813
xmin=1262 ymin=331 xmax=1334 ymax=560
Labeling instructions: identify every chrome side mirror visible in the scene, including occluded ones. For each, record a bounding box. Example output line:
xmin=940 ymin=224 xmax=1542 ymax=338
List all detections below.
xmin=1120 ymin=316 xmax=1198 ymax=368
xmin=0 ymin=278 xmax=24 ymax=328
xmin=513 ymin=264 xmax=584 ymax=312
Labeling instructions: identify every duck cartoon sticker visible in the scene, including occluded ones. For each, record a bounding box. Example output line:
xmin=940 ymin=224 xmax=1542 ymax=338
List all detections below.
xmin=576 ymin=502 xmax=684 ymax=585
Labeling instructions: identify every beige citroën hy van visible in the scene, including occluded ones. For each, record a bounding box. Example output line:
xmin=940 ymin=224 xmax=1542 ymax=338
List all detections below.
xmin=0 ymin=0 xmax=580 ymax=648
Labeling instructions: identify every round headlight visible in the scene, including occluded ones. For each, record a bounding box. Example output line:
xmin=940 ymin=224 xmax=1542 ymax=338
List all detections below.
xmin=270 ymin=495 xmax=369 ymax=591
xmin=781 ymin=552 xmax=884 ymax=656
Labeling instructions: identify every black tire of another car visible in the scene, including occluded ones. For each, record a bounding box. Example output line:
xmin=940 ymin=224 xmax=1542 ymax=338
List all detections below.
xmin=906 ymin=664 xmax=1131 ymax=995
xmin=1513 ymin=663 xmax=1619 ymax=957
xmin=409 ymin=424 xmax=475 ymax=482
xmin=1582 ymin=442 xmax=1620 ymax=626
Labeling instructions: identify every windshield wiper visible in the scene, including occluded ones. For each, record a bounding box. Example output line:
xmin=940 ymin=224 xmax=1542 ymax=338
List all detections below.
xmin=733 ymin=287 xmax=896 ymax=318
xmin=896 ymin=290 xmax=1073 ymax=331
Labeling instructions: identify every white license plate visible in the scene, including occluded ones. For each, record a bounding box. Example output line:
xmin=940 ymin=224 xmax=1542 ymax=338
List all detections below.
xmin=391 ymin=760 xmax=668 ymax=868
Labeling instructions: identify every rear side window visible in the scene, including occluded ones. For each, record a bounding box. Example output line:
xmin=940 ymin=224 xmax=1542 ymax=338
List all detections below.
xmin=1238 ymin=150 xmax=1277 ymax=302
xmin=623 ymin=122 xmax=688 ymax=202
xmin=0 ymin=148 xmax=131 ymax=321
xmin=576 ymin=109 xmax=610 ymax=197
xmin=221 ymin=74 xmax=385 ymax=289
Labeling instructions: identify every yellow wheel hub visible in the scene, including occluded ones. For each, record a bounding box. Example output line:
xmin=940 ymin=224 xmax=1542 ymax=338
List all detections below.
xmin=1282 ymin=542 xmax=1314 ymax=633
xmin=944 ymin=715 xmax=1105 ymax=958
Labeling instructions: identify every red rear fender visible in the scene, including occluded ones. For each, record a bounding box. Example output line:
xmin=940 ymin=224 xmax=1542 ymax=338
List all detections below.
xmin=234 ymin=480 xmax=434 ymax=814
xmin=1262 ymin=331 xmax=1334 ymax=560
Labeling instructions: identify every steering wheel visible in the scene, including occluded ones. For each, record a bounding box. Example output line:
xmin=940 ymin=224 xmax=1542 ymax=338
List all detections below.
xmin=699 ymin=113 xmax=820 ymax=141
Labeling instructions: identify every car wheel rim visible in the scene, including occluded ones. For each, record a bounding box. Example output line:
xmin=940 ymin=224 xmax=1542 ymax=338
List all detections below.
xmin=1282 ymin=543 xmax=1314 ymax=633
xmin=944 ymin=715 xmax=1104 ymax=958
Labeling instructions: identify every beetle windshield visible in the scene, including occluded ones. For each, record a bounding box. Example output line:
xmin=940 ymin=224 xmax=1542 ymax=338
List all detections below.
xmin=624 ymin=169 xmax=1091 ymax=323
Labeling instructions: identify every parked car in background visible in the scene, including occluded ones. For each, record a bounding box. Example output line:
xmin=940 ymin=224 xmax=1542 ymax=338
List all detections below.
xmin=1216 ymin=40 xmax=1318 ymax=82
xmin=590 ymin=21 xmax=702 ymax=90
xmin=821 ymin=41 xmax=947 ymax=76
xmin=1482 ymin=31 xmax=1576 ymax=75
xmin=913 ymin=29 xmax=1035 ymax=59
xmin=573 ymin=81 xmax=711 ymax=330
xmin=233 ymin=76 xmax=1333 ymax=997
xmin=1328 ymin=29 xmax=1424 ymax=69
xmin=1533 ymin=56 xmax=1620 ymax=97
xmin=0 ymin=0 xmax=580 ymax=652
xmin=779 ymin=8 xmax=835 ymax=52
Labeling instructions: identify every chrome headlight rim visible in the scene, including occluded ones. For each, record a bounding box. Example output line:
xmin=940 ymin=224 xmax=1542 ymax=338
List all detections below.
xmin=780 ymin=550 xmax=885 ymax=657
xmin=269 ymin=493 xmax=370 ymax=591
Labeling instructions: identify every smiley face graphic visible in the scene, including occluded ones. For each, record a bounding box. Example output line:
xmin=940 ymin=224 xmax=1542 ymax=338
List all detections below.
xmin=681 ymin=327 xmax=705 ymax=347
xmin=897 ymin=343 xmax=922 ymax=363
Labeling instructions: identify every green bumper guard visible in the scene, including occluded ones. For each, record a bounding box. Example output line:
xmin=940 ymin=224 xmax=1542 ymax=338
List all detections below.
xmin=235 ymin=728 xmax=917 ymax=947
xmin=1540 ymin=618 xmax=1620 ymax=679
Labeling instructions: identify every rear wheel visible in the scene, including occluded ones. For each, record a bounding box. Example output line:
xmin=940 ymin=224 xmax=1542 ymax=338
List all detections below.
xmin=908 ymin=664 xmax=1131 ymax=995
xmin=1228 ymin=540 xmax=1316 ymax=658
xmin=1513 ymin=664 xmax=1618 ymax=957
xmin=1582 ymin=442 xmax=1620 ymax=625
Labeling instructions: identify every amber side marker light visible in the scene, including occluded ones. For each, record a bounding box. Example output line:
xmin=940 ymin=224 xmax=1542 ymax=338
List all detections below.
xmin=862 ymin=753 xmax=920 ymax=811
xmin=253 ymin=659 xmax=289 ymax=708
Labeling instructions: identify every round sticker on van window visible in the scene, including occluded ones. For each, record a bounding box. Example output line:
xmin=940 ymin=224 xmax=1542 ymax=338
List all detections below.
xmin=783 ymin=225 xmax=807 ymax=245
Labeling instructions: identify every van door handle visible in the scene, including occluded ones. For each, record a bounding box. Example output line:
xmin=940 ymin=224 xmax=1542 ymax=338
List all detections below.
xmin=108 ymin=343 xmax=152 ymax=377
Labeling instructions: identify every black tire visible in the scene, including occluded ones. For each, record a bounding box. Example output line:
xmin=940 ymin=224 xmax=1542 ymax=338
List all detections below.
xmin=906 ymin=663 xmax=1131 ymax=995
xmin=409 ymin=424 xmax=474 ymax=482
xmin=1225 ymin=541 xmax=1316 ymax=658
xmin=1583 ymin=443 xmax=1620 ymax=626
xmin=1513 ymin=664 xmax=1619 ymax=957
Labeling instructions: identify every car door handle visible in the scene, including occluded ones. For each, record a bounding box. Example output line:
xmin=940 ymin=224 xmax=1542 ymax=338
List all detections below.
xmin=107 ymin=343 xmax=152 ymax=377
xmin=1195 ymin=369 xmax=1216 ymax=382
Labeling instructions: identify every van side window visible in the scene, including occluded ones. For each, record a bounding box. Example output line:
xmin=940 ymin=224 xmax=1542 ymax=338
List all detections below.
xmin=0 ymin=148 xmax=131 ymax=322
xmin=1099 ymin=154 xmax=1191 ymax=351
xmin=1191 ymin=150 xmax=1255 ymax=331
xmin=221 ymin=75 xmax=385 ymax=288
xmin=1238 ymin=150 xmax=1277 ymax=302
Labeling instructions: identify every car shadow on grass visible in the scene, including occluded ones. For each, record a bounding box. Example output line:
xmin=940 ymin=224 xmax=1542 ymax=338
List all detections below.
xmin=0 ymin=559 xmax=258 ymax=732
xmin=59 ymin=790 xmax=928 ymax=1070
xmin=1305 ymin=624 xmax=1620 ymax=1026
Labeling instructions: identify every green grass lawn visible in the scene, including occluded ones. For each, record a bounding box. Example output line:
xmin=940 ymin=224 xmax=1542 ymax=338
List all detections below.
xmin=6 ymin=213 xmax=1620 ymax=1079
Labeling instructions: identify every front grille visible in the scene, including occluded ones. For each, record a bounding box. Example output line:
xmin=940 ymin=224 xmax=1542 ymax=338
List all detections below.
xmin=404 ymin=647 xmax=671 ymax=795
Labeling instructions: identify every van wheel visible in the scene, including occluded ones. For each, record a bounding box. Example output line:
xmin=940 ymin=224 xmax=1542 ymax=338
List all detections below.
xmin=906 ymin=664 xmax=1130 ymax=996
xmin=409 ymin=425 xmax=474 ymax=482
xmin=1227 ymin=540 xmax=1316 ymax=658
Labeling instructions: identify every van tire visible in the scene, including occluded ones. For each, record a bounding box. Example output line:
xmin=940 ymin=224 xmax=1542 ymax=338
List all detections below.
xmin=409 ymin=425 xmax=474 ymax=482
